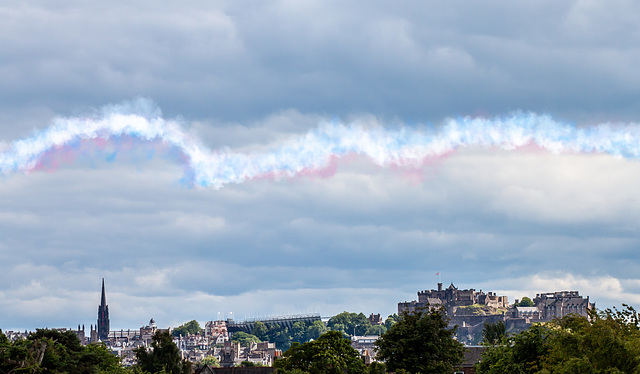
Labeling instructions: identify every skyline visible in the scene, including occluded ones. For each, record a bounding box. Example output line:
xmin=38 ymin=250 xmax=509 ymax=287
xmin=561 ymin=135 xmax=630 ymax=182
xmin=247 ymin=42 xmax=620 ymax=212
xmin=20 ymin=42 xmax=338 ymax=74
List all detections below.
xmin=2 ymin=276 xmax=598 ymax=333
xmin=2 ymin=0 xmax=640 ymax=331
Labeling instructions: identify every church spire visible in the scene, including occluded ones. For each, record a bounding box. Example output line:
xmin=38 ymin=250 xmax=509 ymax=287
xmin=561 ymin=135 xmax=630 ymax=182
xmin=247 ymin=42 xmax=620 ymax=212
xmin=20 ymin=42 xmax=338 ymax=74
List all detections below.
xmin=101 ymin=278 xmax=107 ymax=306
xmin=97 ymin=278 xmax=110 ymax=341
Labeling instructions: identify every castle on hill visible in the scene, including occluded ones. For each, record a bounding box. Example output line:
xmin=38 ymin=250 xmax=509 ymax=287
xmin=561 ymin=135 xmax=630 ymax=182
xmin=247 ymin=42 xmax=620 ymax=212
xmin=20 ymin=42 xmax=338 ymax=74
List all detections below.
xmin=399 ymin=282 xmax=595 ymax=344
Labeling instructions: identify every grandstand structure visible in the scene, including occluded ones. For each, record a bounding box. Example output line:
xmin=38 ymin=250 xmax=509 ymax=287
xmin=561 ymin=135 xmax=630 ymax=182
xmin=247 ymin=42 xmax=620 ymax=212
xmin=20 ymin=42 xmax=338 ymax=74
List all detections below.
xmin=226 ymin=313 xmax=321 ymax=334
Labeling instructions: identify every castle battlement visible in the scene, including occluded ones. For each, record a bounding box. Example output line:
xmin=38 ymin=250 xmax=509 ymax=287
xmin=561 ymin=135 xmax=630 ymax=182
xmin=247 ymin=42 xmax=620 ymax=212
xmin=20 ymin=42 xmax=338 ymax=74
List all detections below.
xmin=400 ymin=282 xmax=509 ymax=314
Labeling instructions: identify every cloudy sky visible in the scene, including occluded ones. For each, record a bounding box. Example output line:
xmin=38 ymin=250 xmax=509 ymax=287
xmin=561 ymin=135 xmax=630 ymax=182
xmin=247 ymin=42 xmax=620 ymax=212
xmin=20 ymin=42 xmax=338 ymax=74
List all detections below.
xmin=2 ymin=0 xmax=640 ymax=331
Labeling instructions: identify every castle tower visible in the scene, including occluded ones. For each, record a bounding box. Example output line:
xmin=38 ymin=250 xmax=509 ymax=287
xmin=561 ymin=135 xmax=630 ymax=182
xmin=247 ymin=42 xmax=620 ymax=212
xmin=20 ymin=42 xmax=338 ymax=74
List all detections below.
xmin=97 ymin=278 xmax=110 ymax=341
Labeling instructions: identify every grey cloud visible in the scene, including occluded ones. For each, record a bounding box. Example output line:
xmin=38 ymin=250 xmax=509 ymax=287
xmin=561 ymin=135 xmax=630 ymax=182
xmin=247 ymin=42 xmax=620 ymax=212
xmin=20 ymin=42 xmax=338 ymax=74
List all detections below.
xmin=2 ymin=1 xmax=640 ymax=125
xmin=3 ymin=1 xmax=640 ymax=330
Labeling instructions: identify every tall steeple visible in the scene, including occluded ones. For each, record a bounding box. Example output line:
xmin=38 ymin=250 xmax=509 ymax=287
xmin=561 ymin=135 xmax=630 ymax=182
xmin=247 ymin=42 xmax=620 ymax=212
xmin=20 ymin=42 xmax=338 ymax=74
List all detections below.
xmin=101 ymin=278 xmax=107 ymax=306
xmin=97 ymin=278 xmax=110 ymax=341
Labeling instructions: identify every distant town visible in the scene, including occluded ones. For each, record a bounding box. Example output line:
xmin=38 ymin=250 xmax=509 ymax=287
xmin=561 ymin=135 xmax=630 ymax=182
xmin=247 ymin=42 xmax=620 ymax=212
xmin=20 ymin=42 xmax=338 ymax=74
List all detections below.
xmin=1 ymin=278 xmax=596 ymax=370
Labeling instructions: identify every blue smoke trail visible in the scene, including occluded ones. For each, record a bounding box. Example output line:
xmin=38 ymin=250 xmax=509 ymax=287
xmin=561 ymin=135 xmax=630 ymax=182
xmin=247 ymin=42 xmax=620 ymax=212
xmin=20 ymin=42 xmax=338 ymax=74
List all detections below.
xmin=1 ymin=99 xmax=639 ymax=189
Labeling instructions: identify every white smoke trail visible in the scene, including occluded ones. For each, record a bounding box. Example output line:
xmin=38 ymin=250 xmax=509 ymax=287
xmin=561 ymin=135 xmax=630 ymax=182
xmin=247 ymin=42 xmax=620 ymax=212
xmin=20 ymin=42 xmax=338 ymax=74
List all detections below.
xmin=1 ymin=99 xmax=640 ymax=189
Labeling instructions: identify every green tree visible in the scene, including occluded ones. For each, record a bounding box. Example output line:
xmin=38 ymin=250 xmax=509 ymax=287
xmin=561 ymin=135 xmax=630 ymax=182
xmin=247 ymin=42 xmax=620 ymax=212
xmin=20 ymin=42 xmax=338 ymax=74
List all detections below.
xmin=135 ymin=330 xmax=191 ymax=374
xmin=306 ymin=321 xmax=327 ymax=341
xmin=367 ymin=361 xmax=386 ymax=374
xmin=375 ymin=307 xmax=465 ymax=374
xmin=516 ymin=297 xmax=534 ymax=307
xmin=200 ymin=355 xmax=220 ymax=367
xmin=171 ymin=320 xmax=201 ymax=337
xmin=231 ymin=331 xmax=262 ymax=346
xmin=0 ymin=329 xmax=129 ymax=374
xmin=252 ymin=321 xmax=269 ymax=341
xmin=482 ymin=320 xmax=507 ymax=345
xmin=475 ymin=322 xmax=551 ymax=374
xmin=384 ymin=314 xmax=400 ymax=330
xmin=364 ymin=325 xmax=386 ymax=336
xmin=269 ymin=325 xmax=293 ymax=350
xmin=292 ymin=321 xmax=307 ymax=343
xmin=274 ymin=330 xmax=367 ymax=374
xmin=328 ymin=312 xmax=372 ymax=337
xmin=540 ymin=306 xmax=640 ymax=373
xmin=252 ymin=320 xmax=320 ymax=349
xmin=477 ymin=306 xmax=640 ymax=374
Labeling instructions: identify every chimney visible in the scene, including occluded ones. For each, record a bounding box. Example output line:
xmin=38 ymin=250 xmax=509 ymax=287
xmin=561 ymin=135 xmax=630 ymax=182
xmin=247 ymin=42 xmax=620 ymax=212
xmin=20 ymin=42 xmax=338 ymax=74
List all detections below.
xmin=437 ymin=283 xmax=443 ymax=292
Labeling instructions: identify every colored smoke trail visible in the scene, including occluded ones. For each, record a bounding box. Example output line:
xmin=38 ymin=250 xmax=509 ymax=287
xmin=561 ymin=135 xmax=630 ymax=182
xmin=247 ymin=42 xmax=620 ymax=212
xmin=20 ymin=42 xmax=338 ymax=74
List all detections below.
xmin=2 ymin=99 xmax=640 ymax=189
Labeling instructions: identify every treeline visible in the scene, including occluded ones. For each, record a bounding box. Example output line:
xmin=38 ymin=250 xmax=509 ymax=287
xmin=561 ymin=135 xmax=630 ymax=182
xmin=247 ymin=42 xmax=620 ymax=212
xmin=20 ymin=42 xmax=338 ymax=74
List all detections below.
xmin=476 ymin=305 xmax=640 ymax=373
xmin=250 ymin=319 xmax=326 ymax=349
xmin=0 ymin=329 xmax=127 ymax=373
xmin=237 ymin=312 xmax=400 ymax=350
xmin=327 ymin=312 xmax=397 ymax=337
xmin=0 ymin=329 xmax=191 ymax=374
xmin=276 ymin=307 xmax=463 ymax=374
xmin=9 ymin=305 xmax=639 ymax=374
xmin=171 ymin=320 xmax=201 ymax=338
xmin=174 ymin=312 xmax=400 ymax=350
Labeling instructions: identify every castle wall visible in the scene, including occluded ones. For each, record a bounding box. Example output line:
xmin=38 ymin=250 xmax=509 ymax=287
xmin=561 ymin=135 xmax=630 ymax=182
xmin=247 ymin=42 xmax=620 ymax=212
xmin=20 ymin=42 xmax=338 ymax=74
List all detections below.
xmin=400 ymin=283 xmax=595 ymax=345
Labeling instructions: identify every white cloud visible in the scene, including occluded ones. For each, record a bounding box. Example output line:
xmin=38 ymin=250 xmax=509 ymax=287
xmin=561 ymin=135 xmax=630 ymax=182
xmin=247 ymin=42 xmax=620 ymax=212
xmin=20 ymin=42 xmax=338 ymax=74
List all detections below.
xmin=481 ymin=272 xmax=640 ymax=309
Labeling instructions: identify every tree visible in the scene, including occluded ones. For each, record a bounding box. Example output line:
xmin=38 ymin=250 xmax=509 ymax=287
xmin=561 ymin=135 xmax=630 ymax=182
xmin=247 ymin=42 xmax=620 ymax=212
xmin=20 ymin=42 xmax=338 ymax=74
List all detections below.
xmin=306 ymin=320 xmax=327 ymax=341
xmin=475 ymin=322 xmax=550 ymax=374
xmin=200 ymin=355 xmax=220 ymax=367
xmin=292 ymin=321 xmax=307 ymax=343
xmin=364 ymin=325 xmax=386 ymax=336
xmin=475 ymin=307 xmax=640 ymax=374
xmin=541 ymin=306 xmax=640 ymax=373
xmin=82 ymin=343 xmax=130 ymax=373
xmin=328 ymin=312 xmax=372 ymax=337
xmin=516 ymin=297 xmax=534 ymax=307
xmin=171 ymin=320 xmax=201 ymax=337
xmin=0 ymin=329 xmax=128 ymax=374
xmin=252 ymin=320 xmax=324 ymax=349
xmin=135 ymin=331 xmax=191 ymax=374
xmin=367 ymin=361 xmax=386 ymax=374
xmin=253 ymin=321 xmax=269 ymax=341
xmin=482 ymin=320 xmax=507 ymax=345
xmin=375 ymin=307 xmax=465 ymax=374
xmin=269 ymin=325 xmax=293 ymax=350
xmin=384 ymin=314 xmax=400 ymax=330
xmin=231 ymin=331 xmax=261 ymax=346
xmin=274 ymin=330 xmax=367 ymax=374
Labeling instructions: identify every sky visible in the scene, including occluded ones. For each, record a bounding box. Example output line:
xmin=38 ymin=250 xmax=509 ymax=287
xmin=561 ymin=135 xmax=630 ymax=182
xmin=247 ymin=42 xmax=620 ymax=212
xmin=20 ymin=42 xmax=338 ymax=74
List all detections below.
xmin=2 ymin=0 xmax=640 ymax=331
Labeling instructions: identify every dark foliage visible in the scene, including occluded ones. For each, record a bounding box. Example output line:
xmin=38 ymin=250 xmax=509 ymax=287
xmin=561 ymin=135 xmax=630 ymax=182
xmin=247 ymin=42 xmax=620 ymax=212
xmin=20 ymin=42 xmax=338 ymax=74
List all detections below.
xmin=274 ymin=330 xmax=367 ymax=374
xmin=476 ymin=305 xmax=640 ymax=374
xmin=482 ymin=320 xmax=507 ymax=345
xmin=134 ymin=330 xmax=191 ymax=374
xmin=375 ymin=307 xmax=465 ymax=374
xmin=171 ymin=320 xmax=202 ymax=338
xmin=0 ymin=328 xmax=125 ymax=374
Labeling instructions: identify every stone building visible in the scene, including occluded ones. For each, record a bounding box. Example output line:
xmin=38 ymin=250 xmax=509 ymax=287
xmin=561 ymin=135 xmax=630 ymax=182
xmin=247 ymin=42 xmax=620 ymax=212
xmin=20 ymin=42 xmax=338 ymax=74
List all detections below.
xmin=219 ymin=340 xmax=281 ymax=367
xmin=368 ymin=313 xmax=383 ymax=326
xmin=533 ymin=291 xmax=594 ymax=320
xmin=350 ymin=335 xmax=379 ymax=364
xmin=513 ymin=306 xmax=541 ymax=320
xmin=397 ymin=282 xmax=595 ymax=345
xmin=398 ymin=282 xmax=509 ymax=314
xmin=204 ymin=320 xmax=229 ymax=344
